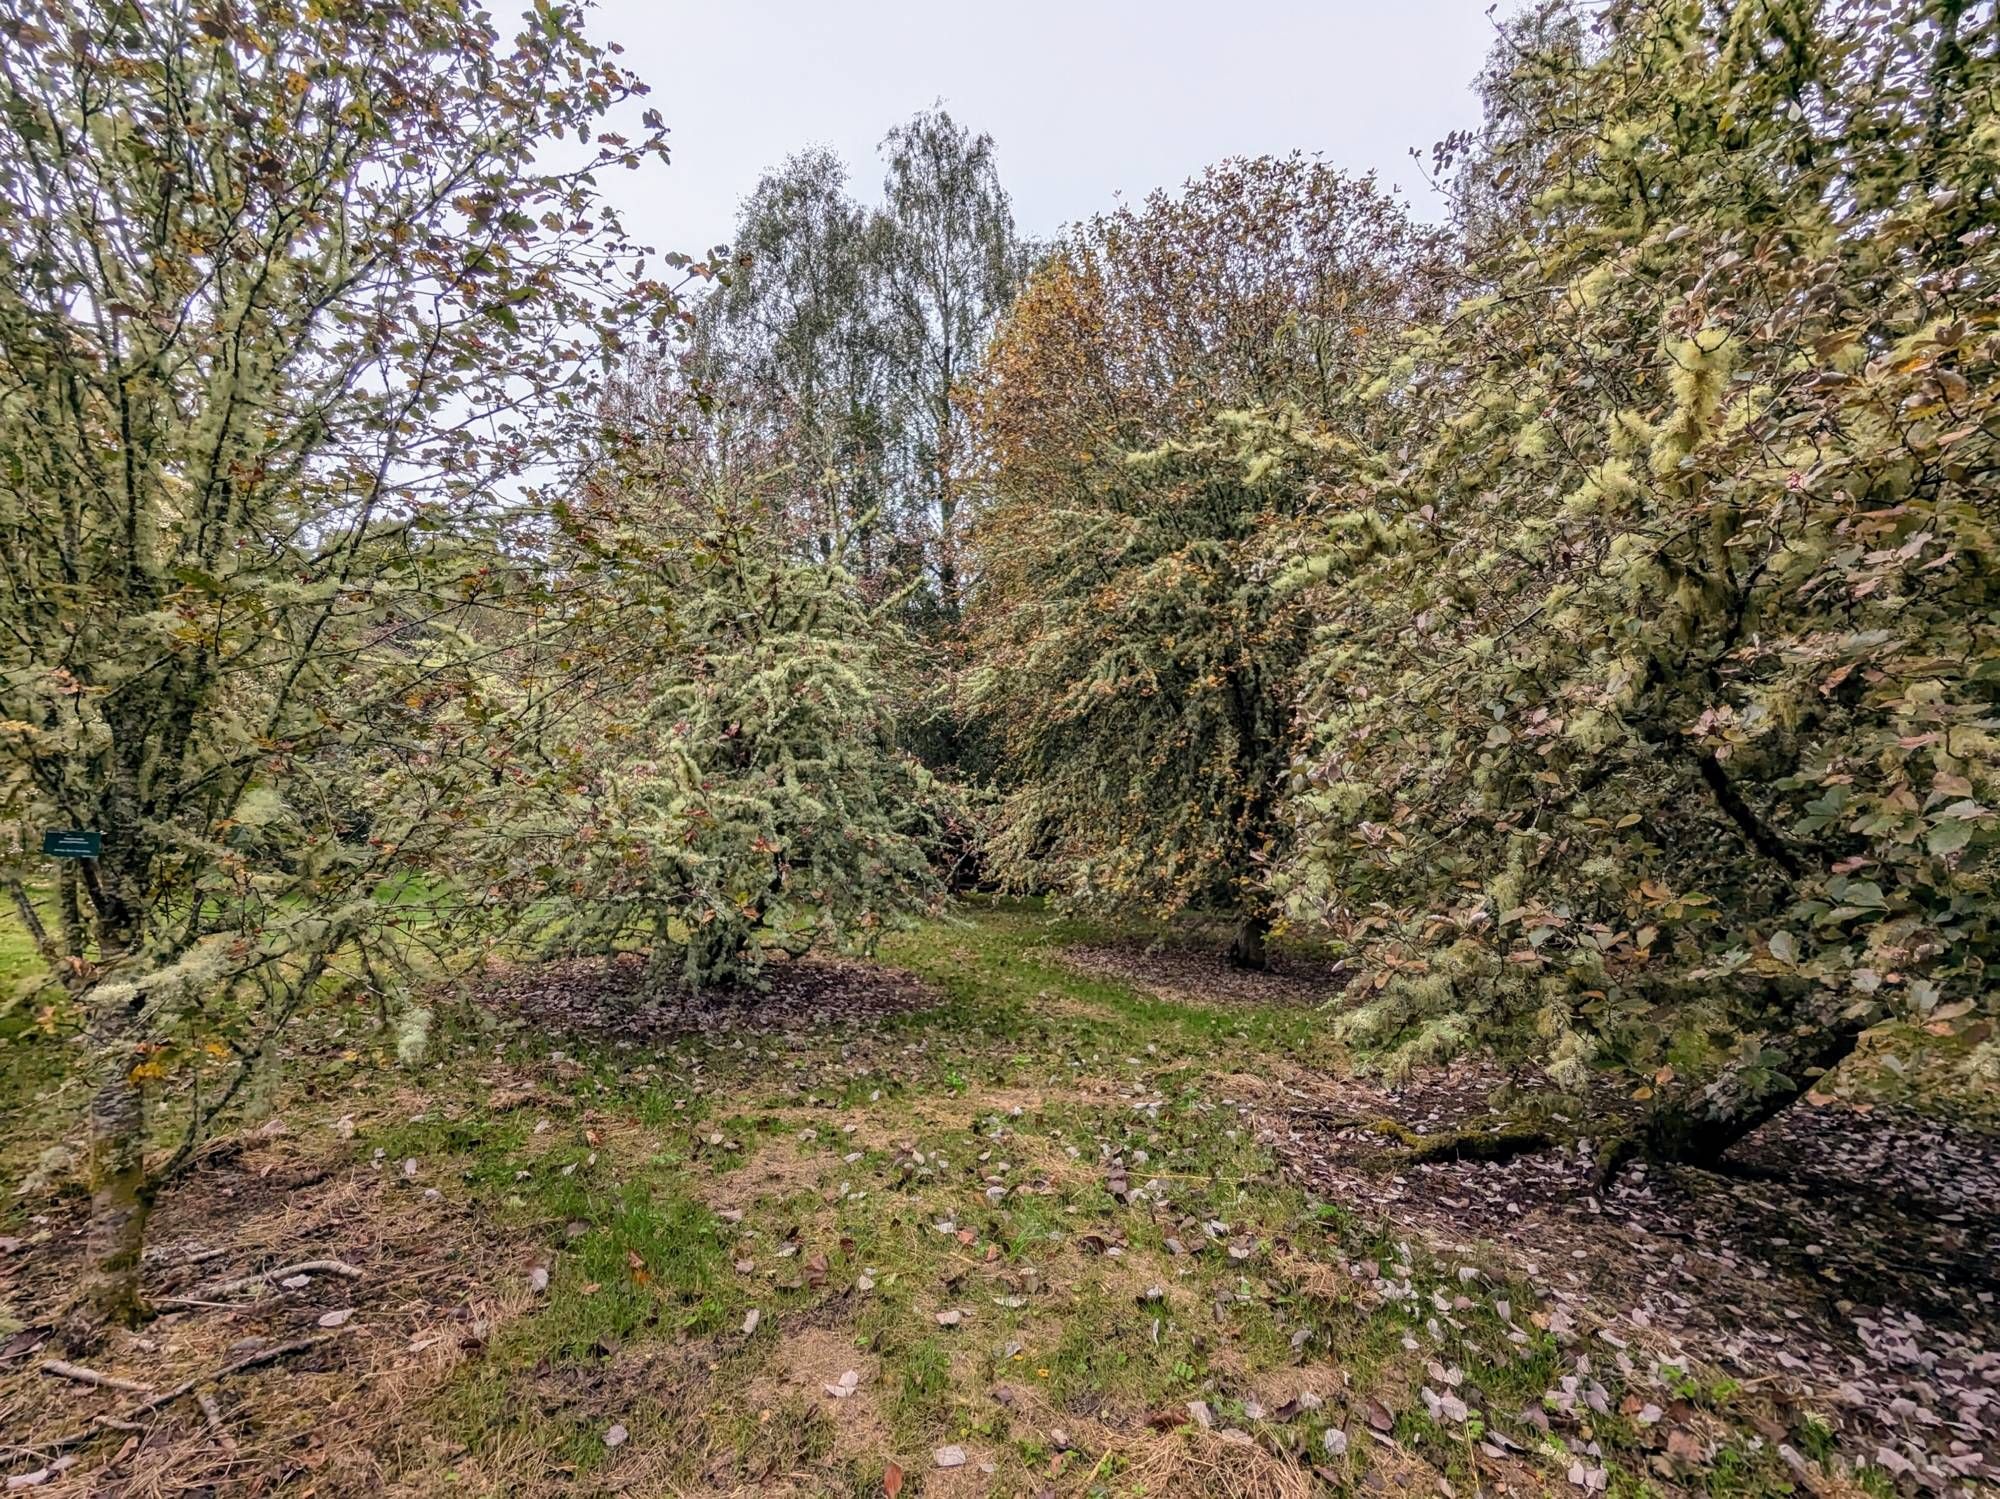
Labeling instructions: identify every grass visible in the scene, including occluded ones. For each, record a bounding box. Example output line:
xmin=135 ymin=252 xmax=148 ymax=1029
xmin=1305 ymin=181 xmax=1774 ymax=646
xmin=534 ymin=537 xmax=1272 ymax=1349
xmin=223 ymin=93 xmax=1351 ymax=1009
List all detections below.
xmin=0 ymin=898 xmax=1939 ymax=1496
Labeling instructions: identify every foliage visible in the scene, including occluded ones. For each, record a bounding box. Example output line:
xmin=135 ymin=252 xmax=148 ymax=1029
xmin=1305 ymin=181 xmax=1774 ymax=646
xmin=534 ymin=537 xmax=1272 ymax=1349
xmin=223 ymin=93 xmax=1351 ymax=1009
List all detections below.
xmin=875 ymin=107 xmax=1028 ymax=623
xmin=1281 ymin=0 xmax=2000 ymax=1153
xmin=693 ymin=149 xmax=898 ymax=569
xmin=969 ymin=408 xmax=1325 ymax=963
xmin=694 ymin=110 xmax=1026 ymax=631
xmin=503 ymin=474 xmax=946 ymax=995
xmin=970 ymin=160 xmax=1445 ymax=962
xmin=0 ymin=0 xmax=689 ymax=1326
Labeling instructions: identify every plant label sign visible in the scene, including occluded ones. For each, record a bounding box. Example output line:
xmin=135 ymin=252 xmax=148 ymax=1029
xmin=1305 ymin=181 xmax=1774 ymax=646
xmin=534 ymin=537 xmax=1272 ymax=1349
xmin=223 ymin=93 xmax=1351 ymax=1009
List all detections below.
xmin=42 ymin=829 xmax=102 ymax=859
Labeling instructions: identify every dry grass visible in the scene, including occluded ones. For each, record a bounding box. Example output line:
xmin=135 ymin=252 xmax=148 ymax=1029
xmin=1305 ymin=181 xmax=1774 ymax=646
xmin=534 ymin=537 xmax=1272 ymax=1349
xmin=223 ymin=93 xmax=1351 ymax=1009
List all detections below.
xmin=1119 ymin=1426 xmax=1316 ymax=1499
xmin=1 ymin=1146 xmax=537 ymax=1497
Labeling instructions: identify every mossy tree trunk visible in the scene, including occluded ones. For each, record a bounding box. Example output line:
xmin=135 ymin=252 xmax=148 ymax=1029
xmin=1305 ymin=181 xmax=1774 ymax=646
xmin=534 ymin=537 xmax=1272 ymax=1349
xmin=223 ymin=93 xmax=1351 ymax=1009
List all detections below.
xmin=1642 ymin=1015 xmax=1870 ymax=1169
xmin=69 ymin=890 xmax=153 ymax=1341
xmin=78 ymin=985 xmax=152 ymax=1332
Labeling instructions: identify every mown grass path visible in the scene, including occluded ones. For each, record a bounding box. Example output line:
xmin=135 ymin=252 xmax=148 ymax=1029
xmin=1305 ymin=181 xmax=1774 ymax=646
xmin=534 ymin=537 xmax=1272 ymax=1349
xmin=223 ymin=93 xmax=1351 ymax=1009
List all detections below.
xmin=1 ymin=902 xmax=1961 ymax=1496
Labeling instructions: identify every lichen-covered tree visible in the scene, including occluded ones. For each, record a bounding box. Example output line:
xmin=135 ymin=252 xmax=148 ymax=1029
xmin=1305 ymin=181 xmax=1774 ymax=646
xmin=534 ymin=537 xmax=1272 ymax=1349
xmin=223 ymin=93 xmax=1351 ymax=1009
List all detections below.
xmin=0 ymin=0 xmax=689 ymax=1334
xmin=501 ymin=457 xmax=946 ymax=995
xmin=1283 ymin=0 xmax=2000 ymax=1162
xmin=969 ymin=161 xmax=1447 ymax=965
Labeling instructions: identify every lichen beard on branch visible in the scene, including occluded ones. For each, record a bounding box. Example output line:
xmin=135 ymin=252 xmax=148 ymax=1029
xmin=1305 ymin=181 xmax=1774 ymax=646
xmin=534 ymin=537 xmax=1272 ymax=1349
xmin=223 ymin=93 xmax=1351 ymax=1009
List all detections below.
xmin=1276 ymin=0 xmax=1999 ymax=1158
xmin=0 ymin=0 xmax=697 ymax=1343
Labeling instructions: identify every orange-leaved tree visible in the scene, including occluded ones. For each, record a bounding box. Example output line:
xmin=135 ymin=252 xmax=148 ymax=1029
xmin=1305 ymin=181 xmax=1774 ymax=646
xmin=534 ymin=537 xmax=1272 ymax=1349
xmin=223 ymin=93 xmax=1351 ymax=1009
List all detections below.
xmin=966 ymin=159 xmax=1447 ymax=965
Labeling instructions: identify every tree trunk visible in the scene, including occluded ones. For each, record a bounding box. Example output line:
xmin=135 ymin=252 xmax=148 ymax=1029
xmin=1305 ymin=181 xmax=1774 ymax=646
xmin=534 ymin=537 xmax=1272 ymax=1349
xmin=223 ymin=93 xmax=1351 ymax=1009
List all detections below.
xmin=1226 ymin=911 xmax=1270 ymax=972
xmin=1642 ymin=1014 xmax=1869 ymax=1169
xmin=641 ymin=938 xmax=683 ymax=1003
xmin=71 ymin=979 xmax=152 ymax=1339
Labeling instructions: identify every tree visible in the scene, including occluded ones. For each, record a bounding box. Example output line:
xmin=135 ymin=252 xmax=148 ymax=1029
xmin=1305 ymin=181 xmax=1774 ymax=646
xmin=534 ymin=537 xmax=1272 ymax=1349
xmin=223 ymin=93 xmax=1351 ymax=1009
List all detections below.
xmin=1283 ymin=0 xmax=2000 ymax=1161
xmin=502 ymin=459 xmax=946 ymax=995
xmin=877 ymin=107 xmax=1026 ymax=622
xmin=970 ymin=161 xmax=1446 ymax=964
xmin=0 ymin=0 xmax=688 ymax=1332
xmin=697 ymin=149 xmax=900 ymax=571
xmin=970 ymin=407 xmax=1332 ymax=966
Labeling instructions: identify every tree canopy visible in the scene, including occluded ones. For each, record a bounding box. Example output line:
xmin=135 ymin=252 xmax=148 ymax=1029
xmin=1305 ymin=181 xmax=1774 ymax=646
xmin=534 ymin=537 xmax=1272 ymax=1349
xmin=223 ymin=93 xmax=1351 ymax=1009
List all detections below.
xmin=4 ymin=0 xmax=1996 ymax=1359
xmin=969 ymin=160 xmax=1447 ymax=964
xmin=1279 ymin=0 xmax=2000 ymax=1158
xmin=0 ymin=0 xmax=690 ymax=1329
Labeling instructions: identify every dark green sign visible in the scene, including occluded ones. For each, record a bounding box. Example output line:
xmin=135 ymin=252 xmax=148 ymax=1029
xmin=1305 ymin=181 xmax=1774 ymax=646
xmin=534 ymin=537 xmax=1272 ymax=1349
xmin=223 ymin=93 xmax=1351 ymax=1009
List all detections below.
xmin=42 ymin=829 xmax=101 ymax=859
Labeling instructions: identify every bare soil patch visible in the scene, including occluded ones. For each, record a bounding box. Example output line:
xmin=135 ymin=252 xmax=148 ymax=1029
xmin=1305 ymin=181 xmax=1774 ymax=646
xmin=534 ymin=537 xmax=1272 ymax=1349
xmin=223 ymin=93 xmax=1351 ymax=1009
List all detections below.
xmin=1247 ymin=1063 xmax=2000 ymax=1493
xmin=741 ymin=1325 xmax=889 ymax=1463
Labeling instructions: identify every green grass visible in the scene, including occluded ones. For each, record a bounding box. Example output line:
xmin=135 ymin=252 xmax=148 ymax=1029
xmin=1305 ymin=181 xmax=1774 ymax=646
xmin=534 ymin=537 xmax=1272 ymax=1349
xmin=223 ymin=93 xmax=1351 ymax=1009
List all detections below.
xmin=0 ymin=896 xmax=1933 ymax=1496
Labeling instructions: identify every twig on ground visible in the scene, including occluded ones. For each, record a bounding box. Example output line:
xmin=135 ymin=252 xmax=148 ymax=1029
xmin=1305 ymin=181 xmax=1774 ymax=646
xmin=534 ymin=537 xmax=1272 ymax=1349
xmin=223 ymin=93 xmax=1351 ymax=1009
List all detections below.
xmin=39 ymin=1360 xmax=156 ymax=1395
xmin=190 ymin=1258 xmax=363 ymax=1297
xmin=36 ymin=1329 xmax=352 ymax=1455
xmin=195 ymin=1390 xmax=238 ymax=1455
xmin=151 ymin=1296 xmax=262 ymax=1311
xmin=124 ymin=1330 xmax=347 ymax=1419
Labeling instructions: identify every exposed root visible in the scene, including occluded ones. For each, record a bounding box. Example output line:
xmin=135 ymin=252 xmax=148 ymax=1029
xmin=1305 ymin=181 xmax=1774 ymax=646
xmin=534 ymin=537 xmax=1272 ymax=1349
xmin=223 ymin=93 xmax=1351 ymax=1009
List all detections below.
xmin=1287 ymin=1107 xmax=1561 ymax=1168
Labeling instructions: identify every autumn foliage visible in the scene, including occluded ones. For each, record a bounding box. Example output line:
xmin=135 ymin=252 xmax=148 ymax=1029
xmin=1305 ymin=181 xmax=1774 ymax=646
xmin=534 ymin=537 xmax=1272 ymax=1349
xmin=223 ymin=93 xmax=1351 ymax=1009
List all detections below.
xmin=969 ymin=160 xmax=1447 ymax=963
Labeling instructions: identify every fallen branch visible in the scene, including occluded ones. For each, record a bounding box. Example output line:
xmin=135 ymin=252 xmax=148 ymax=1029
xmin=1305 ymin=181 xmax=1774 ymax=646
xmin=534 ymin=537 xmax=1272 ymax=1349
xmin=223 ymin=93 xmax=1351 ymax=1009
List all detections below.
xmin=1287 ymin=1107 xmax=1562 ymax=1168
xmin=124 ymin=1330 xmax=347 ymax=1419
xmin=31 ymin=1332 xmax=347 ymax=1455
xmin=190 ymin=1259 xmax=363 ymax=1298
xmin=1397 ymin=1125 xmax=1555 ymax=1167
xmin=39 ymin=1360 xmax=155 ymax=1395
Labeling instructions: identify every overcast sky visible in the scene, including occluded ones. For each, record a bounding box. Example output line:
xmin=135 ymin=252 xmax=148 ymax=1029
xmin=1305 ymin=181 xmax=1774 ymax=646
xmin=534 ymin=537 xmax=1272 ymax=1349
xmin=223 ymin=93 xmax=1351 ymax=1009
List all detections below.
xmin=587 ymin=1 xmax=1505 ymax=257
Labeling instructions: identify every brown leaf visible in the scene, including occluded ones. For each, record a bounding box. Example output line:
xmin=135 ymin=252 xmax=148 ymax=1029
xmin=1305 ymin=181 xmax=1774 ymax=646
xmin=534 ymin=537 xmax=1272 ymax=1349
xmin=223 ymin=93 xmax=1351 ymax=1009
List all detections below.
xmin=882 ymin=1460 xmax=903 ymax=1497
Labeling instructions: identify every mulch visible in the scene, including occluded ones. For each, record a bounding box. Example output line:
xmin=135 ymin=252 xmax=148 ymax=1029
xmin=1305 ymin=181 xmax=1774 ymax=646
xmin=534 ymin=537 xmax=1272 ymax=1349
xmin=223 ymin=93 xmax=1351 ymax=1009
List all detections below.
xmin=472 ymin=950 xmax=942 ymax=1039
xmin=1057 ymin=940 xmax=1352 ymax=1009
xmin=1239 ymin=1061 xmax=2000 ymax=1493
xmin=0 ymin=1130 xmax=531 ymax=1496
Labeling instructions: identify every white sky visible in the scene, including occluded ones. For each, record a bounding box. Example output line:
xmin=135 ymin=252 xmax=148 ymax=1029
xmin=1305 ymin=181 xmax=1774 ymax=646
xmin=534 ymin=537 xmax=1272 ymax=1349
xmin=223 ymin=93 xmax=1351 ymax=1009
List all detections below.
xmin=586 ymin=0 xmax=1505 ymax=256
